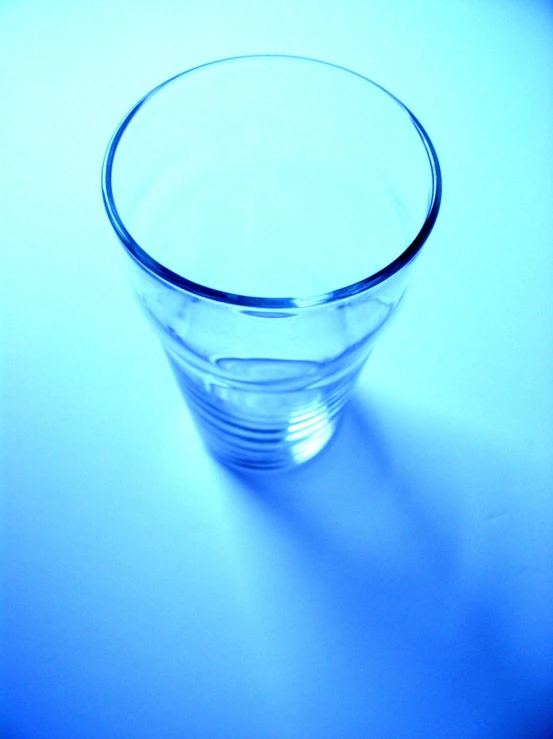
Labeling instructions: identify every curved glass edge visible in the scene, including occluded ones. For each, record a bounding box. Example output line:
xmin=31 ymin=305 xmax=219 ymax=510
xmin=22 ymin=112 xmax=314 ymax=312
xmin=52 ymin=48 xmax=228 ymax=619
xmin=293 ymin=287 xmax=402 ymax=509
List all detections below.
xmin=101 ymin=54 xmax=442 ymax=310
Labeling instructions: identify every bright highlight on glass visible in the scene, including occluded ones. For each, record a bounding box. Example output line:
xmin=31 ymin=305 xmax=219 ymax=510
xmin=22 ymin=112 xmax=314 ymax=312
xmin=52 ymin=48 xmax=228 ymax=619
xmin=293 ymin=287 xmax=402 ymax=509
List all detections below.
xmin=102 ymin=54 xmax=441 ymax=470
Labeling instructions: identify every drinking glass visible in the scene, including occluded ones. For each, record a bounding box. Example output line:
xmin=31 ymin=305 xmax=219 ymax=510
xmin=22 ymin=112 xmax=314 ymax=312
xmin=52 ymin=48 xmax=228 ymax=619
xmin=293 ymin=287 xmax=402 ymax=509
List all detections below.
xmin=102 ymin=55 xmax=441 ymax=470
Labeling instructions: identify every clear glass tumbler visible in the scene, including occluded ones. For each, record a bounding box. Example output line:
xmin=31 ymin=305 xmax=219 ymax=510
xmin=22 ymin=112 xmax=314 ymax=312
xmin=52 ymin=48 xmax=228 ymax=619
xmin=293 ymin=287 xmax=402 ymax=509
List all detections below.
xmin=102 ymin=55 xmax=441 ymax=470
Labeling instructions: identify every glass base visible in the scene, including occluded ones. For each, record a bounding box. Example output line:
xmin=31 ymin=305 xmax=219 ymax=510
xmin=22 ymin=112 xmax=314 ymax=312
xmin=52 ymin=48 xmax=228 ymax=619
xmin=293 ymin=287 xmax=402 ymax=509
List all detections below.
xmin=194 ymin=406 xmax=339 ymax=471
xmin=166 ymin=350 xmax=356 ymax=471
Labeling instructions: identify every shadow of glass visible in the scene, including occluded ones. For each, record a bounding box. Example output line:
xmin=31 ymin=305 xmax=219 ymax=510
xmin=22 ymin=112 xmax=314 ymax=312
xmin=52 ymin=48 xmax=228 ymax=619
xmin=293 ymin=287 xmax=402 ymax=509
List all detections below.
xmin=226 ymin=391 xmax=553 ymax=738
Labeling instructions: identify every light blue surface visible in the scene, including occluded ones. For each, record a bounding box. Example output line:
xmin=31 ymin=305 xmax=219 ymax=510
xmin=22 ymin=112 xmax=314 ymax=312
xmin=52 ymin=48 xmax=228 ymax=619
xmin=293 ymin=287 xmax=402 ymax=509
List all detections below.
xmin=1 ymin=0 xmax=552 ymax=737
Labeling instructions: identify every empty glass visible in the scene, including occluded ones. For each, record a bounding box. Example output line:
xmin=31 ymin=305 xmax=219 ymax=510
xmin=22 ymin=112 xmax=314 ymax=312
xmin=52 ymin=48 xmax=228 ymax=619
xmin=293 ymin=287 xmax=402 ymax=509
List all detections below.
xmin=102 ymin=55 xmax=441 ymax=470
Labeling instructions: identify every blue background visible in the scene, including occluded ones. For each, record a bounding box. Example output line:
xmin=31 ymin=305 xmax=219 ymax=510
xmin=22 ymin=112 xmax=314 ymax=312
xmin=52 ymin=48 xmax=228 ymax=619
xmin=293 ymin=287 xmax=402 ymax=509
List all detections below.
xmin=1 ymin=0 xmax=552 ymax=736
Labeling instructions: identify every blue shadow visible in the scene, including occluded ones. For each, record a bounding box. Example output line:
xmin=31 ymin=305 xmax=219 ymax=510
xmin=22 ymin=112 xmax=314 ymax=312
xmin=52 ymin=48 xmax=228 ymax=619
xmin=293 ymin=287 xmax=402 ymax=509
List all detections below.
xmin=228 ymin=392 xmax=553 ymax=738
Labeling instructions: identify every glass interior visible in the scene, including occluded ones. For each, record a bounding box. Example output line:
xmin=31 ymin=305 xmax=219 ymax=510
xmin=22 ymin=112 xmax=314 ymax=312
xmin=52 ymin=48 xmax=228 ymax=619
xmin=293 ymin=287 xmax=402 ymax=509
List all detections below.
xmin=103 ymin=55 xmax=441 ymax=305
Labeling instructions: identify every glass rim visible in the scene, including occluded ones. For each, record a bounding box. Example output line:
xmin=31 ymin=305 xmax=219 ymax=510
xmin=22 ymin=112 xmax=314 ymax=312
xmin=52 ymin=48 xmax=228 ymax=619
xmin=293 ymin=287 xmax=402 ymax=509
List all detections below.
xmin=101 ymin=54 xmax=442 ymax=309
